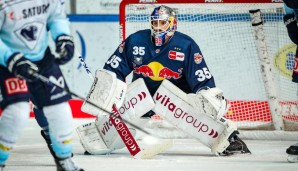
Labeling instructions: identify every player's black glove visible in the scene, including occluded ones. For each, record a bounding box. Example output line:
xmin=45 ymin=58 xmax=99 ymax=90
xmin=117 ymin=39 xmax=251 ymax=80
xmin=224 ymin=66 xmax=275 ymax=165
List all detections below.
xmin=7 ymin=53 xmax=39 ymax=81
xmin=55 ymin=34 xmax=75 ymax=65
xmin=283 ymin=14 xmax=298 ymax=45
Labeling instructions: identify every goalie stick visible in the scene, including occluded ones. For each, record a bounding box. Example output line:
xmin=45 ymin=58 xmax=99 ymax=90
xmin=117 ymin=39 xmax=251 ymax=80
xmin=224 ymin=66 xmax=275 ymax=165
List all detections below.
xmin=76 ymin=50 xmax=173 ymax=158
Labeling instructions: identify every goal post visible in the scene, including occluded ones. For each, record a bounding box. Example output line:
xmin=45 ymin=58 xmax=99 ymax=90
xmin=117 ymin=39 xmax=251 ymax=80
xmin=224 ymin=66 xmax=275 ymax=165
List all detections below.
xmin=119 ymin=0 xmax=298 ymax=138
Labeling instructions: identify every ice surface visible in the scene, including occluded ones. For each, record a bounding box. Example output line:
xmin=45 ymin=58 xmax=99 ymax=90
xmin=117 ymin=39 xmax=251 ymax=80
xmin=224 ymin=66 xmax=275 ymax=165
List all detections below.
xmin=5 ymin=119 xmax=298 ymax=171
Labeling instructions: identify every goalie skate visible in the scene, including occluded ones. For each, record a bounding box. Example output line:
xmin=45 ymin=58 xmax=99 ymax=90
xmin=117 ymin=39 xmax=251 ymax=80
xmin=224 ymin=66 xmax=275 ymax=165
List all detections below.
xmin=287 ymin=155 xmax=298 ymax=163
xmin=286 ymin=143 xmax=298 ymax=163
xmin=220 ymin=131 xmax=251 ymax=156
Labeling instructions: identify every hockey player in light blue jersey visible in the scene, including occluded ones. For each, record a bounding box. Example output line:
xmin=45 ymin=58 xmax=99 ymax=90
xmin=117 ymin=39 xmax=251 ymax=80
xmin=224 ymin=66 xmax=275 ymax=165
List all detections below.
xmin=0 ymin=0 xmax=83 ymax=170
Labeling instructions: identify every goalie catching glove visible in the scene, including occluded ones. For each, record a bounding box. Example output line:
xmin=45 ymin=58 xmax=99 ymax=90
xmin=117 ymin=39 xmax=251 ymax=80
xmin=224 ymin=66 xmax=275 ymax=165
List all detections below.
xmin=187 ymin=88 xmax=229 ymax=121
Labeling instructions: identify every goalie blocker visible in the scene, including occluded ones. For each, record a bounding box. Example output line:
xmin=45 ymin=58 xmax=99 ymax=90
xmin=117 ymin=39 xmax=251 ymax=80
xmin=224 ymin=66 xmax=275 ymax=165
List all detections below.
xmin=153 ymin=80 xmax=251 ymax=155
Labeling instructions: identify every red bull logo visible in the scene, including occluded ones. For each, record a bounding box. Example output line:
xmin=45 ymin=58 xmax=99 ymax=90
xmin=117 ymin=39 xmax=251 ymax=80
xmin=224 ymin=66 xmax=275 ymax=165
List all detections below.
xmin=158 ymin=67 xmax=182 ymax=79
xmin=194 ymin=53 xmax=203 ymax=64
xmin=133 ymin=62 xmax=182 ymax=81
xmin=133 ymin=63 xmax=154 ymax=77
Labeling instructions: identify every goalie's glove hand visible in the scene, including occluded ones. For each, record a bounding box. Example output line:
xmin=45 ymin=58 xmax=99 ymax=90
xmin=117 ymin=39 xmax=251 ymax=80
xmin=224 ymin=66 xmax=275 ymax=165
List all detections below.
xmin=55 ymin=34 xmax=74 ymax=65
xmin=7 ymin=53 xmax=39 ymax=82
xmin=283 ymin=13 xmax=298 ymax=45
xmin=187 ymin=88 xmax=229 ymax=120
xmin=198 ymin=88 xmax=229 ymax=120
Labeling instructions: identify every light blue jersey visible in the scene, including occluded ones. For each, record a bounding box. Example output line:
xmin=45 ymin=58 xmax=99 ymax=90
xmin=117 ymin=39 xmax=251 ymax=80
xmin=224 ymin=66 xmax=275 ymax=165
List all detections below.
xmin=0 ymin=0 xmax=70 ymax=67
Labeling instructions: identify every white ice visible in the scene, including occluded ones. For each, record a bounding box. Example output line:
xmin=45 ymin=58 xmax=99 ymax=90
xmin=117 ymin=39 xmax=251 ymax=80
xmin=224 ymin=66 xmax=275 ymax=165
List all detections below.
xmin=5 ymin=119 xmax=298 ymax=171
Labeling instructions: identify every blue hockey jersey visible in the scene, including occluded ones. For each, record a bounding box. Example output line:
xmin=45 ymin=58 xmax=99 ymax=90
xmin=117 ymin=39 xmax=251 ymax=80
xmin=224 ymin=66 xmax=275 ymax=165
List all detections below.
xmin=0 ymin=0 xmax=70 ymax=67
xmin=104 ymin=29 xmax=216 ymax=95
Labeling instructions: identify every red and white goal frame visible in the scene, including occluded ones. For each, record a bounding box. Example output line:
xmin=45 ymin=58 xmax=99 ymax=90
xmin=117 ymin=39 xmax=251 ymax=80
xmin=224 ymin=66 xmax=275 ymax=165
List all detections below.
xmin=119 ymin=0 xmax=298 ymax=139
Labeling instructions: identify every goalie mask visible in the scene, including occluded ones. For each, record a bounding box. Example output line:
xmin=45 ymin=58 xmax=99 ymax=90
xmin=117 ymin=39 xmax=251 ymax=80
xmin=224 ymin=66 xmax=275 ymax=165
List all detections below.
xmin=150 ymin=5 xmax=177 ymax=46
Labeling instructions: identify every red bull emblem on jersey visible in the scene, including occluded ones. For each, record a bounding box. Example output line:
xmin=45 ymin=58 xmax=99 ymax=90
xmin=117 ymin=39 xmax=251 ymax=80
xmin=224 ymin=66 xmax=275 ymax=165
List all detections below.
xmin=133 ymin=64 xmax=154 ymax=77
xmin=168 ymin=50 xmax=185 ymax=61
xmin=158 ymin=67 xmax=182 ymax=79
xmin=133 ymin=62 xmax=182 ymax=81
xmin=194 ymin=53 xmax=203 ymax=64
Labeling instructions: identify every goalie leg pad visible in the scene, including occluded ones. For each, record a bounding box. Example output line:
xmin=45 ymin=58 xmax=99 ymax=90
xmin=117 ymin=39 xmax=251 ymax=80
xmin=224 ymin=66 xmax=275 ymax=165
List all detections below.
xmin=77 ymin=78 xmax=155 ymax=155
xmin=153 ymin=79 xmax=237 ymax=154
xmin=76 ymin=115 xmax=139 ymax=155
xmin=76 ymin=122 xmax=112 ymax=155
xmin=95 ymin=115 xmax=137 ymax=151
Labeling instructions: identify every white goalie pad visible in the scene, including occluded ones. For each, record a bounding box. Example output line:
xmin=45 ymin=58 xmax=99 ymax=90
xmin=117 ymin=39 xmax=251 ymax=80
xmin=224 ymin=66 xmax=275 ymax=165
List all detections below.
xmin=76 ymin=122 xmax=112 ymax=155
xmin=81 ymin=69 xmax=127 ymax=116
xmin=76 ymin=121 xmax=137 ymax=155
xmin=120 ymin=78 xmax=155 ymax=121
xmin=152 ymin=79 xmax=237 ymax=154
xmin=77 ymin=78 xmax=155 ymax=154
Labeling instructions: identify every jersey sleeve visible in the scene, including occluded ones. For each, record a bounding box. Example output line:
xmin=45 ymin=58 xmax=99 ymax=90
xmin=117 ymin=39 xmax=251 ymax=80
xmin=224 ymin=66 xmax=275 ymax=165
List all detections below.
xmin=103 ymin=38 xmax=134 ymax=81
xmin=47 ymin=0 xmax=71 ymax=41
xmin=0 ymin=40 xmax=13 ymax=67
xmin=184 ymin=41 xmax=216 ymax=92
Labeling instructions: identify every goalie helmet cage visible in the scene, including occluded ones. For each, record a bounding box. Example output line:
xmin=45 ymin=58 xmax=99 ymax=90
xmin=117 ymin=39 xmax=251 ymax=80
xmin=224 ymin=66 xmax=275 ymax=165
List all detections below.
xmin=119 ymin=0 xmax=298 ymax=140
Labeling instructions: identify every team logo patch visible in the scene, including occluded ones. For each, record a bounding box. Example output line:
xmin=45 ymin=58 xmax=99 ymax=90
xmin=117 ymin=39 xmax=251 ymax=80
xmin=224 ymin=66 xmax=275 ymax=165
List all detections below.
xmin=5 ymin=78 xmax=28 ymax=94
xmin=194 ymin=53 xmax=203 ymax=64
xmin=6 ymin=11 xmax=23 ymax=21
xmin=168 ymin=50 xmax=185 ymax=61
xmin=49 ymin=76 xmax=65 ymax=93
xmin=15 ymin=22 xmax=44 ymax=50
xmin=155 ymin=49 xmax=160 ymax=53
xmin=134 ymin=56 xmax=143 ymax=65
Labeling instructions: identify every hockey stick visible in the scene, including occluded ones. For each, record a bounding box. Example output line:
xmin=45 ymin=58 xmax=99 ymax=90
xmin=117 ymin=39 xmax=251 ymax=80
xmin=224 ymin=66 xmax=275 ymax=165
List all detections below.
xmin=30 ymin=71 xmax=164 ymax=158
xmin=29 ymin=70 xmax=150 ymax=135
xmin=75 ymin=50 xmax=173 ymax=158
